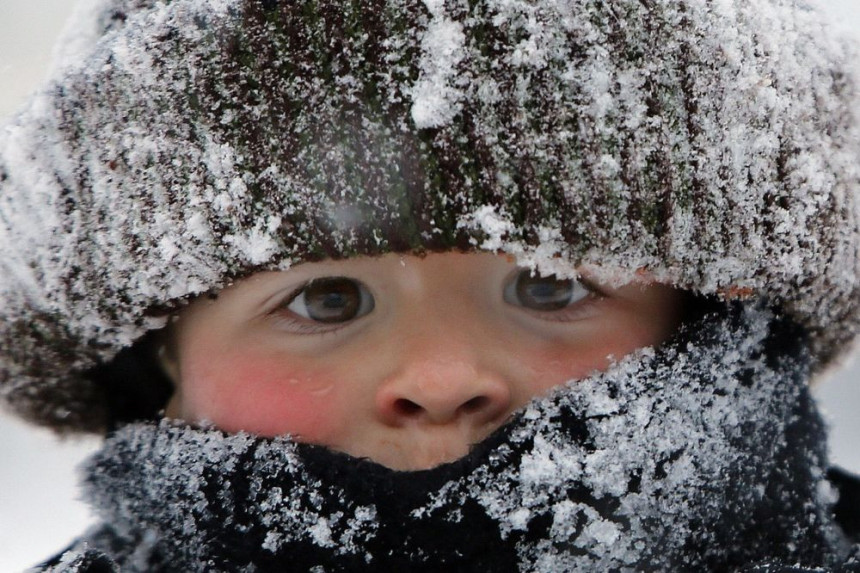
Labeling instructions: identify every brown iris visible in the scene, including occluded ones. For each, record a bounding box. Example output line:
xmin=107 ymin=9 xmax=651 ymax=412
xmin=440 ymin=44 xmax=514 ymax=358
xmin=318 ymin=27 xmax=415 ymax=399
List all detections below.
xmin=300 ymin=278 xmax=364 ymax=323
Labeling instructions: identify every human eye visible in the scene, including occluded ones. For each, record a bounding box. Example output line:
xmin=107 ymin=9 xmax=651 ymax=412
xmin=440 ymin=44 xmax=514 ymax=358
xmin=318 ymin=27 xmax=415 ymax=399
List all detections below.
xmin=503 ymin=269 xmax=599 ymax=315
xmin=276 ymin=277 xmax=375 ymax=330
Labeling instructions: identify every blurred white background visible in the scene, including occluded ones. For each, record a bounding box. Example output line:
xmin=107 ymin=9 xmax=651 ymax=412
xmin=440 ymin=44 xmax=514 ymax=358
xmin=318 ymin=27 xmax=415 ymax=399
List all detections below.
xmin=1 ymin=1 xmax=859 ymax=571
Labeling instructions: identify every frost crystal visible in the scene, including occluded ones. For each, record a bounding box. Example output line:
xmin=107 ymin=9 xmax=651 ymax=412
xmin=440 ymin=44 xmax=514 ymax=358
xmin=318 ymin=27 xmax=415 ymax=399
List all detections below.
xmin=410 ymin=0 xmax=467 ymax=128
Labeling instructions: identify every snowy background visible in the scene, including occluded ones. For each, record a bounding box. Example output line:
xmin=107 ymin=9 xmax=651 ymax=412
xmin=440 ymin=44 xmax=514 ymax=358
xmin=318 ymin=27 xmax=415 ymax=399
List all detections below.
xmin=0 ymin=1 xmax=859 ymax=570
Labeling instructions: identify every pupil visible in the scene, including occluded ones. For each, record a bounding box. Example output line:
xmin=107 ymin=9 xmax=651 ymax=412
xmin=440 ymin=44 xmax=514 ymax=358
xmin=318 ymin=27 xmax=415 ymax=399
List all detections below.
xmin=304 ymin=278 xmax=361 ymax=322
xmin=515 ymin=272 xmax=573 ymax=311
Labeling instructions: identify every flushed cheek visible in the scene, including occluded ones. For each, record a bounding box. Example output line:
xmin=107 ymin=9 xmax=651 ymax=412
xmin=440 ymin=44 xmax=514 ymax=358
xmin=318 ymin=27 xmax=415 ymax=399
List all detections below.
xmin=521 ymin=349 xmax=596 ymax=392
xmin=180 ymin=349 xmax=346 ymax=441
xmin=520 ymin=339 xmax=637 ymax=394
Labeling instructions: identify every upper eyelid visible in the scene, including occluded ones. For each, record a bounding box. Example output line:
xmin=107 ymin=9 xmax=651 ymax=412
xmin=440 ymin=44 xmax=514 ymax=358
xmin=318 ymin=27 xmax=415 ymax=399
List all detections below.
xmin=263 ymin=276 xmax=367 ymax=310
xmin=258 ymin=281 xmax=312 ymax=314
xmin=577 ymin=276 xmax=607 ymax=297
xmin=508 ymin=268 xmax=603 ymax=292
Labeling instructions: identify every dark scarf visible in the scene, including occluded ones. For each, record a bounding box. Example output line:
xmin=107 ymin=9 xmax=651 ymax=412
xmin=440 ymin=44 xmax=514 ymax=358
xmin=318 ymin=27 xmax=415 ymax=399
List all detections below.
xmin=71 ymin=304 xmax=851 ymax=572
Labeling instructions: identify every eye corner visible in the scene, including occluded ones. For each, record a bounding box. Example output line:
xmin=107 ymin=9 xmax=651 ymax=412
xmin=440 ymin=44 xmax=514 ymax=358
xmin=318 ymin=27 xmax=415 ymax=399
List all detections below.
xmin=577 ymin=275 xmax=607 ymax=298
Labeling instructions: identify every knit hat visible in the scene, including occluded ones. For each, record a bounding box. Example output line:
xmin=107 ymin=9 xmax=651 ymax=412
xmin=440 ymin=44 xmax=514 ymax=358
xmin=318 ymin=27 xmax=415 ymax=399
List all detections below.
xmin=1 ymin=0 xmax=859 ymax=432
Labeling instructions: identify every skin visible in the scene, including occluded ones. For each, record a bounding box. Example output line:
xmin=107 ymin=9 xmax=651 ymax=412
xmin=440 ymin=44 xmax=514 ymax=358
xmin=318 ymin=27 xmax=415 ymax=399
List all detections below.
xmin=162 ymin=252 xmax=684 ymax=471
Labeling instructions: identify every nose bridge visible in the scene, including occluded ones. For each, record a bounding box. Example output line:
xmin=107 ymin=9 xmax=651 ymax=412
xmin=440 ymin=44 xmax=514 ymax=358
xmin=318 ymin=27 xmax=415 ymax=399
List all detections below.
xmin=395 ymin=295 xmax=483 ymax=382
xmin=398 ymin=354 xmax=480 ymax=412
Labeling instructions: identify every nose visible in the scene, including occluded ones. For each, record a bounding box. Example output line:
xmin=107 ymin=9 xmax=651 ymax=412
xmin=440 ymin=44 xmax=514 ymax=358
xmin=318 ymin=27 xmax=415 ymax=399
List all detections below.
xmin=375 ymin=353 xmax=513 ymax=427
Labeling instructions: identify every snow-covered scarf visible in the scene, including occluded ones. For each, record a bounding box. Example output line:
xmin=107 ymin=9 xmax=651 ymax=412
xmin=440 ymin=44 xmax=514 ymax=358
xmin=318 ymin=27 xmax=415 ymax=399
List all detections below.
xmin=43 ymin=304 xmax=858 ymax=572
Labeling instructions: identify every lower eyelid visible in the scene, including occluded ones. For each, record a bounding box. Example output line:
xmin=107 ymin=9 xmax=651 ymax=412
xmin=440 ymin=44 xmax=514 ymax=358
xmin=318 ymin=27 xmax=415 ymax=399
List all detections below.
xmin=268 ymin=312 xmax=352 ymax=335
xmin=521 ymin=295 xmax=602 ymax=322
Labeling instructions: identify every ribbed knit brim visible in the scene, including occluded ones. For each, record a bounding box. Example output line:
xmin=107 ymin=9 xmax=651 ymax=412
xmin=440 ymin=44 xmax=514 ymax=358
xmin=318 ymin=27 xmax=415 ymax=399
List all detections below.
xmin=1 ymin=0 xmax=859 ymax=432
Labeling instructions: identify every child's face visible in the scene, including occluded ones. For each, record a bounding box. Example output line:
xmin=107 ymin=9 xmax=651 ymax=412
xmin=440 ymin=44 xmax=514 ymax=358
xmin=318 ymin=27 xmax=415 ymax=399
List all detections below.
xmin=162 ymin=252 xmax=683 ymax=470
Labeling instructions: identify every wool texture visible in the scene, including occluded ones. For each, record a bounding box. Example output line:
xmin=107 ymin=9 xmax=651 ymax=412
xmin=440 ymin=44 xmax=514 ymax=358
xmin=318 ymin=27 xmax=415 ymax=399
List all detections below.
xmin=37 ymin=305 xmax=860 ymax=571
xmin=0 ymin=0 xmax=859 ymax=432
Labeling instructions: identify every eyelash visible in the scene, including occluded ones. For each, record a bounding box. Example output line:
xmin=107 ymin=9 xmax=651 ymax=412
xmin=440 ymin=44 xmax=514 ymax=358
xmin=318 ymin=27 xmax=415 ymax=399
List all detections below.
xmin=520 ymin=281 xmax=604 ymax=321
xmin=266 ymin=283 xmax=357 ymax=335
xmin=269 ymin=314 xmax=352 ymax=336
xmin=518 ymin=294 xmax=601 ymax=322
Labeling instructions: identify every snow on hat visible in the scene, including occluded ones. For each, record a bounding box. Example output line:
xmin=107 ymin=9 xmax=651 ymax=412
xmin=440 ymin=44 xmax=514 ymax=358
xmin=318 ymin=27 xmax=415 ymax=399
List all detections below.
xmin=1 ymin=0 xmax=859 ymax=432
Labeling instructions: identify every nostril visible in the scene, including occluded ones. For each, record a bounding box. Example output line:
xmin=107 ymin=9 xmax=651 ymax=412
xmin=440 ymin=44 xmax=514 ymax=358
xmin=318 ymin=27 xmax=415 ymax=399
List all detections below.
xmin=393 ymin=398 xmax=423 ymax=417
xmin=461 ymin=396 xmax=490 ymax=413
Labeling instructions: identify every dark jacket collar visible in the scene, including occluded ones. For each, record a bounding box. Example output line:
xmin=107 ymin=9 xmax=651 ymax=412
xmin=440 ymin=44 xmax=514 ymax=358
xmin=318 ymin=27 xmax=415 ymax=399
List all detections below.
xmin=830 ymin=467 xmax=860 ymax=543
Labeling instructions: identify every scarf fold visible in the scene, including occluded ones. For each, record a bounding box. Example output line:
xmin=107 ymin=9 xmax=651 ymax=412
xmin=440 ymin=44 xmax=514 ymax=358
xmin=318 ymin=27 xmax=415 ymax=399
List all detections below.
xmin=78 ymin=304 xmax=850 ymax=572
